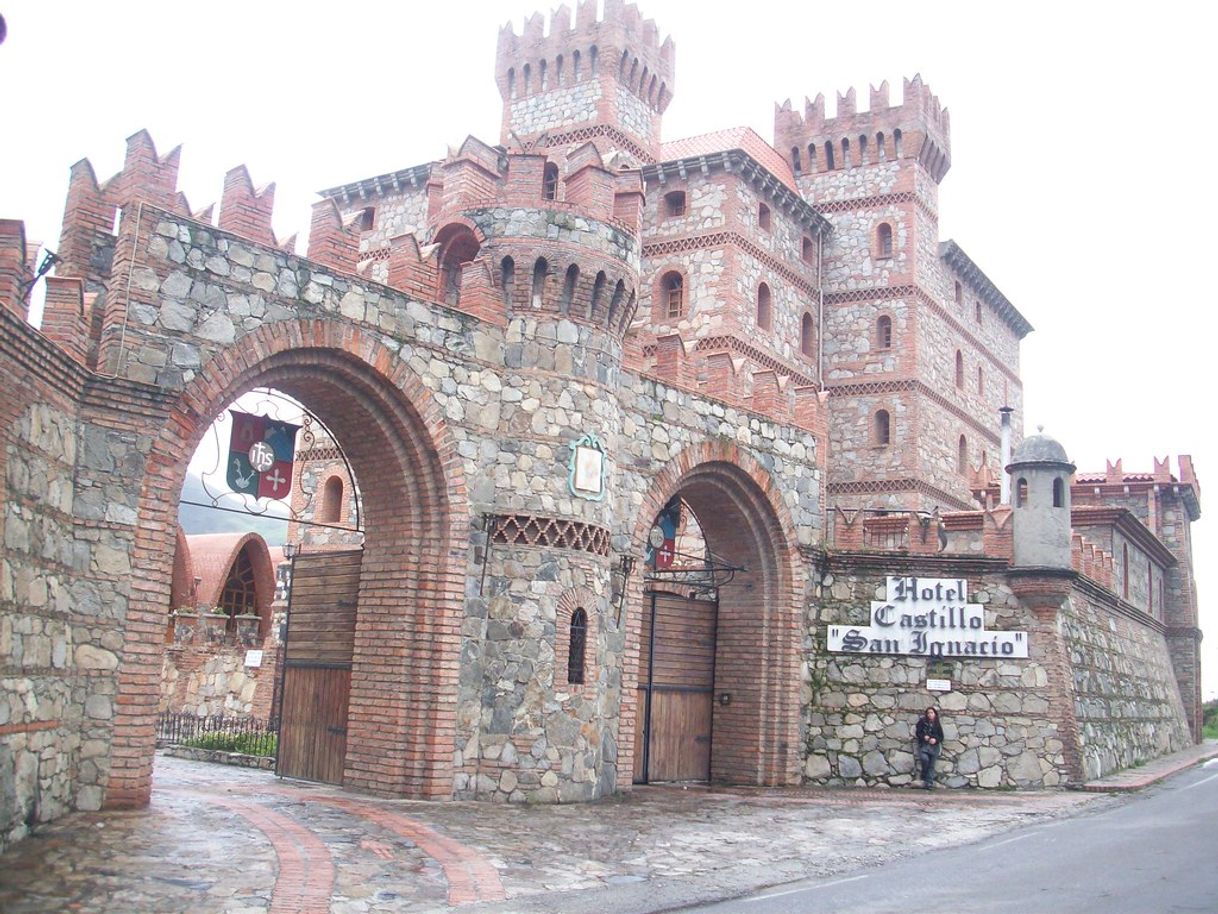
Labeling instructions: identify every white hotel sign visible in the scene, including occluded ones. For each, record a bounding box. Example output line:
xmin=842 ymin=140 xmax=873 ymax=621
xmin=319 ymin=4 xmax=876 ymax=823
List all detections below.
xmin=828 ymin=576 xmax=1029 ymax=659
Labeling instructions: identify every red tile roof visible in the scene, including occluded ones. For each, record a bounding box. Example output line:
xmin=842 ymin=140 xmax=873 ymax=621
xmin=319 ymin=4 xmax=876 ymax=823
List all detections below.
xmin=660 ymin=127 xmax=798 ymax=192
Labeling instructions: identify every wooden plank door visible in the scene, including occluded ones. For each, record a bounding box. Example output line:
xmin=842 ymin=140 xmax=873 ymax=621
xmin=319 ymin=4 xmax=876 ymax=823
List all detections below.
xmin=634 ymin=590 xmax=717 ymax=783
xmin=276 ymin=549 xmax=360 ymax=784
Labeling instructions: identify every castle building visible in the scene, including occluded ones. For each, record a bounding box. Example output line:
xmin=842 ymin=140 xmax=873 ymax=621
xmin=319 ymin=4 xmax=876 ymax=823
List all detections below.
xmin=0 ymin=0 xmax=1202 ymax=849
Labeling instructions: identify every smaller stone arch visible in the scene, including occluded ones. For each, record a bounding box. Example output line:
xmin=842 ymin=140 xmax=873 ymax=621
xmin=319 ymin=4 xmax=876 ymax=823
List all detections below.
xmin=554 ymin=585 xmax=601 ymax=699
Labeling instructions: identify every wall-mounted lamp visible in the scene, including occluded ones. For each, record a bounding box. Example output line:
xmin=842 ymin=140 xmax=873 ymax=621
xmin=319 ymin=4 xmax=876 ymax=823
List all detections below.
xmin=613 ymin=554 xmax=637 ymax=628
xmin=717 ymin=691 xmax=732 ymax=707
xmin=282 ymin=542 xmax=298 ymax=559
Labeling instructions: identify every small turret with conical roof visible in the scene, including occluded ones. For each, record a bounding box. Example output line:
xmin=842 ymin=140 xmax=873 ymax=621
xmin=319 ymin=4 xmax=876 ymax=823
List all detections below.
xmin=1007 ymin=427 xmax=1075 ymax=568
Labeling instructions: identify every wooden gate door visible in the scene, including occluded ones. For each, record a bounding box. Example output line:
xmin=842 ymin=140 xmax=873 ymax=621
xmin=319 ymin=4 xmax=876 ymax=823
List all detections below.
xmin=633 ymin=590 xmax=718 ymax=783
xmin=276 ymin=549 xmax=361 ymax=784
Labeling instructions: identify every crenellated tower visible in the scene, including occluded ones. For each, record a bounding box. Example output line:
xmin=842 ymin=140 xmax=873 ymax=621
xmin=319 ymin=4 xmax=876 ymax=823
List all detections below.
xmin=776 ymin=77 xmax=1029 ymax=525
xmin=495 ymin=0 xmax=674 ymax=166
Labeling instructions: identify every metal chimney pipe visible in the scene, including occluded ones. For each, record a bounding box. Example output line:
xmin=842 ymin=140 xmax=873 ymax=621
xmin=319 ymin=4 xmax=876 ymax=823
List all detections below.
xmin=999 ymin=406 xmax=1014 ymax=504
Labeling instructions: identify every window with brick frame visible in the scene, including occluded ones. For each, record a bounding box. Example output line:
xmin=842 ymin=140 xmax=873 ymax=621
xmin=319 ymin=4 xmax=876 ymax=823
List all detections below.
xmin=873 ymin=409 xmax=891 ymax=446
xmin=975 ymin=300 xmax=983 ymax=324
xmin=661 ymin=271 xmax=684 ymax=319
xmin=664 ymin=190 xmax=686 ymax=217
xmin=958 ymin=435 xmax=968 ymax=475
xmin=357 ymin=207 xmax=375 ymax=232
xmin=756 ymin=282 xmax=771 ymax=330
xmin=954 ymin=281 xmax=963 ymax=307
xmin=320 ymin=475 xmax=344 ymax=524
xmin=800 ymin=312 xmax=815 ymax=358
xmin=758 ymin=203 xmax=771 ymax=231
xmin=802 ymin=236 xmax=814 ymax=263
xmin=977 ymin=364 xmax=984 ymax=396
xmin=543 ymin=162 xmax=559 ymax=201
xmin=876 ymin=314 xmax=892 ymax=349
xmin=1016 ymin=477 xmax=1028 ymax=507
xmin=955 ymin=350 xmax=964 ymax=388
xmin=567 ymin=608 xmax=588 ymax=684
xmin=876 ymin=222 xmax=893 ymax=258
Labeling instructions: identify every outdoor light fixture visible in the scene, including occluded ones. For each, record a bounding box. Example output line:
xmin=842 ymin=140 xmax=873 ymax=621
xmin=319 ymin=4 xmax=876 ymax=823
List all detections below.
xmin=613 ymin=554 xmax=637 ymax=628
xmin=282 ymin=542 xmax=297 ymax=559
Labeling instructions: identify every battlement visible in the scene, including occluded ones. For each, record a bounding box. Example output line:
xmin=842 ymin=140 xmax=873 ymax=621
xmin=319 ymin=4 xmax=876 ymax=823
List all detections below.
xmin=774 ymin=75 xmax=951 ymax=182
xmin=496 ymin=0 xmax=674 ymax=110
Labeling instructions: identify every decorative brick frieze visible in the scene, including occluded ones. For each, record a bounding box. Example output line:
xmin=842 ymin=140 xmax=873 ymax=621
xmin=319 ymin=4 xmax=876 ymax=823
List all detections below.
xmin=490 ymin=514 xmax=612 ymax=556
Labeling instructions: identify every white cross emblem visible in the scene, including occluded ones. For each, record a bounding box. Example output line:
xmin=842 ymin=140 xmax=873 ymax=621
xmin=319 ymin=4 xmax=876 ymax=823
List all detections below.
xmin=265 ymin=468 xmax=286 ymax=494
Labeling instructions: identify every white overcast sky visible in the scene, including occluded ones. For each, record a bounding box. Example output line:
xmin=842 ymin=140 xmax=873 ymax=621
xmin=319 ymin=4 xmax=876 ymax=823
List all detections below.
xmin=2 ymin=0 xmax=1215 ymax=698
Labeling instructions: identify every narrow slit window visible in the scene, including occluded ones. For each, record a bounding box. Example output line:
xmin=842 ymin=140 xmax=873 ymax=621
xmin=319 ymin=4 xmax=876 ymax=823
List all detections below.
xmin=567 ymin=608 xmax=587 ymax=684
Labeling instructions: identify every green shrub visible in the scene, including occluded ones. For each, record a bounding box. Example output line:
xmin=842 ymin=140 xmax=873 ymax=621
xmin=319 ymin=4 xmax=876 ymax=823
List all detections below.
xmin=1203 ymin=699 xmax=1218 ymax=740
xmin=182 ymin=731 xmax=277 ymax=757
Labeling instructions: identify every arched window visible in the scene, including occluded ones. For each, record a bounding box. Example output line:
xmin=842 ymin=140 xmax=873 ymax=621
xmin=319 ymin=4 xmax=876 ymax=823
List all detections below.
xmin=523 ymin=63 xmax=531 ymax=94
xmin=559 ymin=264 xmax=579 ymax=315
xmin=648 ymin=75 xmax=658 ymax=104
xmin=501 ymin=256 xmax=515 ymax=306
xmin=572 ymin=50 xmax=581 ymax=80
xmin=531 ymin=257 xmax=548 ymax=309
xmin=859 ymin=134 xmax=868 ymax=164
xmin=824 ymin=141 xmax=835 ymax=170
xmin=664 ymin=190 xmax=686 ymax=217
xmin=661 ymin=271 xmax=684 ymax=319
xmin=955 ymin=350 xmax=964 ymax=388
xmin=507 ymin=68 xmax=516 ymax=99
xmin=607 ymin=280 xmax=626 ymax=328
xmin=758 ymin=203 xmax=771 ymax=231
xmin=877 ymin=131 xmax=886 ymax=160
xmin=555 ymin=54 xmax=564 ymax=86
xmin=218 ymin=549 xmax=257 ymax=626
xmin=876 ymin=222 xmax=893 ymax=258
xmin=807 ymin=144 xmax=817 ymax=172
xmin=893 ymin=128 xmax=903 ymax=156
xmin=876 ymin=315 xmax=892 ymax=349
xmin=567 ymin=608 xmax=588 ymax=684
xmin=800 ymin=312 xmax=815 ymax=358
xmin=756 ymin=283 xmax=771 ymax=329
xmin=320 ymin=475 xmax=343 ymax=524
xmin=543 ymin=162 xmax=559 ymax=201
xmin=841 ymin=137 xmax=851 ymax=168
xmin=977 ymin=365 xmax=984 ymax=396
xmin=435 ymin=223 xmax=480 ymax=307
xmin=958 ymin=435 xmax=968 ymax=474
xmin=539 ymin=58 xmax=547 ymax=91
xmin=802 ymin=236 xmax=814 ymax=263
xmin=791 ymin=146 xmax=802 ymax=174
xmin=1016 ymin=477 xmax=1028 ymax=507
xmin=589 ymin=45 xmax=598 ymax=75
xmin=975 ymin=301 xmax=983 ymax=324
xmin=954 ymin=281 xmax=963 ymax=307
xmin=1122 ymin=543 xmax=1130 ymax=599
xmin=874 ymin=409 xmax=891 ymax=446
xmin=590 ymin=270 xmax=606 ymax=320
xmin=1053 ymin=477 xmax=1065 ymax=508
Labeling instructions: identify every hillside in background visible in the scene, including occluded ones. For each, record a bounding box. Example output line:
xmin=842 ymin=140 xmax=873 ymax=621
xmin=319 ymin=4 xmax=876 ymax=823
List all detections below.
xmin=177 ymin=470 xmax=288 ymax=544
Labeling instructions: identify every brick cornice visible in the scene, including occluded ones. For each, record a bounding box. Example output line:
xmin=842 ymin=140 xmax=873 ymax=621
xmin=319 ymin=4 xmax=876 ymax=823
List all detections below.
xmin=639 ymin=332 xmax=819 ymax=387
xmin=825 ymin=377 xmax=1001 ymax=448
xmin=642 ymin=230 xmax=819 ymax=297
xmin=826 ymin=477 xmax=976 ymax=511
xmin=814 ymin=189 xmax=937 ymax=224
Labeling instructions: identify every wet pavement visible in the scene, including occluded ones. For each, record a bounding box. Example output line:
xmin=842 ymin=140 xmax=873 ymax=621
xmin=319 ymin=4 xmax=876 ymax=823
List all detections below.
xmin=1 ymin=746 xmax=1213 ymax=914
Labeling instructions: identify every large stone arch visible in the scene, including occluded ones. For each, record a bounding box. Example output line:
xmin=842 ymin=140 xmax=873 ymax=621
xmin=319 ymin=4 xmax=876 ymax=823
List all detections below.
xmin=106 ymin=320 xmax=467 ymax=807
xmin=622 ymin=440 xmax=806 ymax=788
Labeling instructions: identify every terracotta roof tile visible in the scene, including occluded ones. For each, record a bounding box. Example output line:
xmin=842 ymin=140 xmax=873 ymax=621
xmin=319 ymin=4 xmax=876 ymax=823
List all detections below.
xmin=660 ymin=127 xmax=798 ymax=192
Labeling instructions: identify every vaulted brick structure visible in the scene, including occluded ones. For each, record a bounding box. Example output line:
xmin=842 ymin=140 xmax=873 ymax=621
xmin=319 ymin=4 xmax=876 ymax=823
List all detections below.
xmin=0 ymin=0 xmax=1202 ymax=851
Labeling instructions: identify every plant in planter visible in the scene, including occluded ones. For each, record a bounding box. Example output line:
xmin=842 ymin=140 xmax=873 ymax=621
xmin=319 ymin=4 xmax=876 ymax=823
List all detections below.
xmin=202 ymin=607 xmax=231 ymax=643
xmin=170 ymin=607 xmax=201 ymax=644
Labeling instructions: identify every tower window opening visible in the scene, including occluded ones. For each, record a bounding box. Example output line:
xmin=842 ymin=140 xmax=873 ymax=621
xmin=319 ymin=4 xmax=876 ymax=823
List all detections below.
xmin=975 ymin=300 xmax=983 ymax=324
xmin=572 ymin=50 xmax=581 ymax=80
xmin=978 ymin=365 xmax=985 ymax=396
xmin=802 ymin=236 xmax=814 ymax=264
xmin=1053 ymin=476 xmax=1065 ymax=508
xmin=501 ymin=256 xmax=515 ymax=306
xmin=567 ymin=608 xmax=588 ymax=684
xmin=758 ymin=203 xmax=771 ymax=231
xmin=791 ymin=146 xmax=802 ymax=174
xmin=955 ymin=281 xmax=963 ymax=307
xmin=876 ymin=314 xmax=892 ymax=349
xmin=662 ymin=271 xmax=684 ymax=319
xmin=801 ymin=312 xmax=815 ymax=358
xmin=955 ymin=350 xmax=964 ymax=388
xmin=877 ymin=222 xmax=893 ymax=258
xmin=531 ymin=257 xmax=548 ymax=309
xmin=543 ymin=162 xmax=559 ymax=201
xmin=664 ymin=190 xmax=686 ymax=217
xmin=859 ymin=134 xmax=868 ymax=164
xmin=807 ymin=144 xmax=817 ymax=172
xmin=874 ymin=409 xmax=891 ymax=446
xmin=1016 ymin=477 xmax=1028 ymax=507
xmin=958 ymin=435 xmax=968 ymax=475
xmin=877 ymin=131 xmax=886 ymax=160
xmin=841 ymin=137 xmax=851 ymax=168
xmin=357 ymin=207 xmax=376 ymax=232
xmin=756 ymin=282 xmax=772 ymax=330
xmin=825 ymin=141 xmax=835 ymax=170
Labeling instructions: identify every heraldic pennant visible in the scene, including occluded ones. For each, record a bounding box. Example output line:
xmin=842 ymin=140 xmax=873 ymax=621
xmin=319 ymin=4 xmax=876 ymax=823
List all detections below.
xmin=226 ymin=410 xmax=301 ymax=500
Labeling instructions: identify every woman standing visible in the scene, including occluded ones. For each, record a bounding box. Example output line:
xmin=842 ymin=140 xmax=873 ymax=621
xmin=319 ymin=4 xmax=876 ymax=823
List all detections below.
xmin=915 ymin=707 xmax=944 ymax=789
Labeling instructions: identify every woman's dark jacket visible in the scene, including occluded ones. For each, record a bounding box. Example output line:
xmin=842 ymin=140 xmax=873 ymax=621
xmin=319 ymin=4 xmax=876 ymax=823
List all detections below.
xmin=916 ymin=716 xmax=944 ymax=745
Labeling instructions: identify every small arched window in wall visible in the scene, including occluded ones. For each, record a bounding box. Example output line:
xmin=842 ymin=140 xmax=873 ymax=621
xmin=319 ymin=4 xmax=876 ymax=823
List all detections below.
xmin=531 ymin=257 xmax=548 ymax=309
xmin=357 ymin=207 xmax=376 ymax=232
xmin=978 ymin=364 xmax=984 ymax=397
xmin=555 ymin=54 xmax=564 ymax=86
xmin=958 ymin=435 xmax=968 ymax=475
xmin=824 ymin=141 xmax=835 ymax=170
xmin=543 ymin=162 xmax=559 ymax=201
xmin=522 ymin=63 xmax=531 ymax=94
xmin=320 ymin=475 xmax=344 ymax=524
xmin=1016 ymin=477 xmax=1028 ymax=507
xmin=567 ymin=608 xmax=588 ymax=684
xmin=662 ymin=271 xmax=684 ymax=319
xmin=508 ymin=68 xmax=516 ymax=99
xmin=664 ymin=190 xmax=686 ymax=217
xmin=1053 ymin=477 xmax=1065 ymax=508
xmin=219 ymin=549 xmax=257 ymax=621
xmin=1122 ymin=543 xmax=1130 ymax=599
xmin=858 ymin=134 xmax=868 ymax=164
xmin=807 ymin=144 xmax=817 ymax=172
xmin=876 ymin=222 xmax=893 ymax=258
xmin=435 ymin=223 xmax=480 ymax=307
xmin=975 ymin=301 xmax=983 ymax=324
xmin=893 ymin=128 xmax=903 ymax=156
xmin=590 ymin=45 xmax=598 ymax=75
xmin=874 ymin=409 xmax=891 ymax=446
xmin=572 ymin=50 xmax=581 ymax=80
xmin=501 ymin=256 xmax=515 ymax=306
xmin=954 ymin=281 xmax=963 ymax=307
xmin=841 ymin=137 xmax=851 ymax=168
xmin=539 ymin=58 xmax=548 ymax=91
xmin=758 ymin=203 xmax=771 ymax=231
xmin=802 ymin=236 xmax=814 ymax=264
xmin=877 ymin=131 xmax=886 ymax=160
xmin=800 ymin=311 xmax=815 ymax=358
xmin=876 ymin=314 xmax=892 ymax=349
xmin=756 ymin=282 xmax=772 ymax=330
xmin=791 ymin=146 xmax=802 ymax=174
xmin=590 ymin=270 xmax=606 ymax=319
xmin=955 ymin=350 xmax=964 ymax=388
xmin=559 ymin=264 xmax=579 ymax=315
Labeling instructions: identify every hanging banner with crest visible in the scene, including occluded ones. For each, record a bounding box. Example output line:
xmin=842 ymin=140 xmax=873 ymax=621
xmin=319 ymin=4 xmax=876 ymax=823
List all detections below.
xmin=226 ymin=410 xmax=300 ymax=501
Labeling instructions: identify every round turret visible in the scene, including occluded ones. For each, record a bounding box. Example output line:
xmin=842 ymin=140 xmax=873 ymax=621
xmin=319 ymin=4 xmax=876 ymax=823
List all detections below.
xmin=1006 ymin=429 xmax=1075 ymax=568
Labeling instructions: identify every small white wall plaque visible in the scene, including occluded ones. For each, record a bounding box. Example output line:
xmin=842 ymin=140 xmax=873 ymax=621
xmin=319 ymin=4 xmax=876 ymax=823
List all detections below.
xmin=926 ymin=678 xmax=952 ymax=692
xmin=244 ymin=650 xmax=264 ymax=668
xmin=567 ymin=432 xmax=607 ymax=501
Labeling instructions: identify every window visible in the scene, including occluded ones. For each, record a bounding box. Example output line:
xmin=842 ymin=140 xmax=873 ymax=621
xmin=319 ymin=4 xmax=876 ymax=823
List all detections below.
xmin=320 ymin=476 xmax=343 ymax=524
xmin=874 ymin=410 xmax=891 ymax=446
xmin=958 ymin=435 xmax=968 ymax=474
xmin=1122 ymin=544 xmax=1130 ymax=599
xmin=876 ymin=315 xmax=892 ymax=349
xmin=664 ymin=190 xmax=686 ymax=217
xmin=975 ymin=301 xmax=983 ymax=324
xmin=357 ymin=207 xmax=375 ymax=232
xmin=977 ymin=365 xmax=984 ymax=397
xmin=758 ymin=203 xmax=771 ymax=231
xmin=662 ymin=271 xmax=684 ymax=319
xmin=1016 ymin=477 xmax=1028 ymax=507
xmin=501 ymin=256 xmax=515 ymax=306
xmin=756 ymin=283 xmax=771 ymax=329
xmin=791 ymin=146 xmax=802 ymax=174
xmin=824 ymin=141 xmax=835 ymax=170
xmin=435 ymin=223 xmax=480 ymax=307
xmin=800 ymin=312 xmax=815 ymax=358
xmin=567 ymin=608 xmax=588 ymax=684
xmin=559 ymin=264 xmax=579 ymax=315
xmin=955 ymin=350 xmax=964 ymax=388
xmin=531 ymin=257 xmax=548 ymax=309
xmin=954 ymin=281 xmax=963 ymax=307
xmin=218 ymin=549 xmax=257 ymax=630
xmin=802 ymin=236 xmax=814 ymax=263
xmin=876 ymin=223 xmax=893 ymax=258
xmin=1053 ymin=477 xmax=1065 ymax=508
xmin=543 ymin=162 xmax=559 ymax=201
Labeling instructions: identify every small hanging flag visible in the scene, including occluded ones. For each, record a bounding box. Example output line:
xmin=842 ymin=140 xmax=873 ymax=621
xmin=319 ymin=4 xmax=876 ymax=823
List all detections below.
xmin=226 ymin=410 xmax=300 ymax=501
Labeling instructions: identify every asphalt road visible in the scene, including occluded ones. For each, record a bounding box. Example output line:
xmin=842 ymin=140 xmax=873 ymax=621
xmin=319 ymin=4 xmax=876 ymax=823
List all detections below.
xmin=686 ymin=759 xmax=1218 ymax=914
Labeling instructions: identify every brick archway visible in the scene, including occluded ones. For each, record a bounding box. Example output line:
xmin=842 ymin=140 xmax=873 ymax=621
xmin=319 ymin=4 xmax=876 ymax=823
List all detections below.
xmin=107 ymin=321 xmax=467 ymax=808
xmin=622 ymin=441 xmax=805 ymax=789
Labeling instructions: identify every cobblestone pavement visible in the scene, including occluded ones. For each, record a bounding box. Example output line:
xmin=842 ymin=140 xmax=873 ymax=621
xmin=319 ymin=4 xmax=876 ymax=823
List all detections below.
xmin=0 ymin=753 xmax=1145 ymax=914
